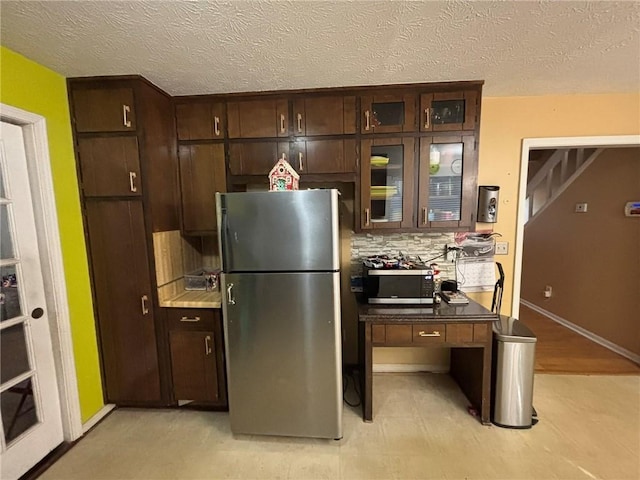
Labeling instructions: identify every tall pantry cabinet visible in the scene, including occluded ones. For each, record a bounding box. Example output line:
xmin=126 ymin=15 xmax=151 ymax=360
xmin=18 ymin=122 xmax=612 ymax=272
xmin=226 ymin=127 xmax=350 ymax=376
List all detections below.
xmin=68 ymin=76 xmax=180 ymax=405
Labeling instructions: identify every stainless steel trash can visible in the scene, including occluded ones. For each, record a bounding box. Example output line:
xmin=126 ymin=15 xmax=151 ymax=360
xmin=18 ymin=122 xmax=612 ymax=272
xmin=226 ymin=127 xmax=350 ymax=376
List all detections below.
xmin=492 ymin=315 xmax=537 ymax=428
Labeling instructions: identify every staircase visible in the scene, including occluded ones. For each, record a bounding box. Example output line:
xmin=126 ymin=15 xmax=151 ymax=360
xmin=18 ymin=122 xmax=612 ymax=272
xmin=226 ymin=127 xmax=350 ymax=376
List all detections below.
xmin=525 ymin=147 xmax=603 ymax=224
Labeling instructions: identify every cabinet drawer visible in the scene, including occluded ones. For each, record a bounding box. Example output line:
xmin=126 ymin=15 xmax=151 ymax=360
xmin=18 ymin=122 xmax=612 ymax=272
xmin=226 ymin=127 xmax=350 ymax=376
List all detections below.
xmin=473 ymin=323 xmax=489 ymax=342
xmin=445 ymin=324 xmax=473 ymax=343
xmin=412 ymin=324 xmax=445 ymax=345
xmin=385 ymin=325 xmax=413 ymax=344
xmin=372 ymin=324 xmax=386 ymax=344
xmin=166 ymin=308 xmax=217 ymax=330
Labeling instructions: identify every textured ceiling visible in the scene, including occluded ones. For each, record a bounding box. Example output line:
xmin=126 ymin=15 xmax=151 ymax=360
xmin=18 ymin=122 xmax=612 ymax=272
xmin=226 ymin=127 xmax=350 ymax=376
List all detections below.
xmin=1 ymin=1 xmax=639 ymax=97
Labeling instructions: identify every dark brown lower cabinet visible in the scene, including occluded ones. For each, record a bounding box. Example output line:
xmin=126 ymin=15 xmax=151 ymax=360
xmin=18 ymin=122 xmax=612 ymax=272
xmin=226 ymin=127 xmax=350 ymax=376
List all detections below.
xmin=84 ymin=199 xmax=161 ymax=404
xmin=165 ymin=308 xmax=227 ymax=406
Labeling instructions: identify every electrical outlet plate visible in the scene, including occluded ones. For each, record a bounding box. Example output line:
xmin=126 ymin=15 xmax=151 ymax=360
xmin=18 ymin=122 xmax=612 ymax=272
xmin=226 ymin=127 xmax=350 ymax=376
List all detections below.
xmin=575 ymin=203 xmax=588 ymax=213
xmin=495 ymin=241 xmax=508 ymax=255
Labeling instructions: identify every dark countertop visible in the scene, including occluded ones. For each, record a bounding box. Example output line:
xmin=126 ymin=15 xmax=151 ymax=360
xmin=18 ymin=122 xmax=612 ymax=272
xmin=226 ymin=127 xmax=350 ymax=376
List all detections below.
xmin=358 ymin=298 xmax=496 ymax=322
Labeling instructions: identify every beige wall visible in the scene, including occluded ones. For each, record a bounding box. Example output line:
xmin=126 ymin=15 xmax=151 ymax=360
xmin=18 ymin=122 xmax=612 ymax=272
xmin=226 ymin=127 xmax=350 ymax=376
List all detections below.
xmin=474 ymin=93 xmax=640 ymax=315
xmin=522 ymin=148 xmax=640 ymax=355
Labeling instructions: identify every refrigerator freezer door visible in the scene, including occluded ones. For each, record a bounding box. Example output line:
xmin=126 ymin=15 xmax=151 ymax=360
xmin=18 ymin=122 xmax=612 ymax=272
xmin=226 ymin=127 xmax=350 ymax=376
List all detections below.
xmin=217 ymin=190 xmax=340 ymax=272
xmin=222 ymin=272 xmax=343 ymax=439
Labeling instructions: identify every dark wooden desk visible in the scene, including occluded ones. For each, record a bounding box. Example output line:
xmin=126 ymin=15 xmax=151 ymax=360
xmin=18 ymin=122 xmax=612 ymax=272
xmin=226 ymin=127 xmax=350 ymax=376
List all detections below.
xmin=358 ymin=300 xmax=496 ymax=424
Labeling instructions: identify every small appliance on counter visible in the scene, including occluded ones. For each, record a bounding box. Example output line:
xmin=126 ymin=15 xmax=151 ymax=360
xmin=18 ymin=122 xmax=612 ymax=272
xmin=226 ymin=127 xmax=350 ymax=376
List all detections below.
xmin=362 ymin=254 xmax=435 ymax=304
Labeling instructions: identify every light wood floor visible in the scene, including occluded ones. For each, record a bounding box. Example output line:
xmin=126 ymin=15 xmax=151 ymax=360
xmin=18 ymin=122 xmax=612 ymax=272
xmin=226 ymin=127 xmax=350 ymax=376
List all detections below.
xmin=519 ymin=304 xmax=640 ymax=375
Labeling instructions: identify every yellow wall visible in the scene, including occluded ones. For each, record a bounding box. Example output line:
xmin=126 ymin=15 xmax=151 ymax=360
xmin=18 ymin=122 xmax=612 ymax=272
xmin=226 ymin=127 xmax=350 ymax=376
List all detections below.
xmin=475 ymin=92 xmax=640 ymax=315
xmin=0 ymin=47 xmax=104 ymax=421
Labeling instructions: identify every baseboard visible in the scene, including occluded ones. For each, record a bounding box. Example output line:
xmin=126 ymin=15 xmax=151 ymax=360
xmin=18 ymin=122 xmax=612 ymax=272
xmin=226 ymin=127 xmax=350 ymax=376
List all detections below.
xmin=373 ymin=364 xmax=449 ymax=373
xmin=521 ymin=300 xmax=640 ymax=365
xmin=82 ymin=404 xmax=116 ymax=434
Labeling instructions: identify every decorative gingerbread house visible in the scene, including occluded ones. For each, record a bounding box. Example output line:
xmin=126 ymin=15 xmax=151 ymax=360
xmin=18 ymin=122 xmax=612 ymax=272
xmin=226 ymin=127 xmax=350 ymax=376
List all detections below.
xmin=268 ymin=155 xmax=299 ymax=191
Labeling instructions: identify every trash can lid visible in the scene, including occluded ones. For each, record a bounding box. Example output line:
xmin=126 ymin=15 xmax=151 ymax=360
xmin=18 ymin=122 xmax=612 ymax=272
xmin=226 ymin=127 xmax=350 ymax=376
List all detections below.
xmin=493 ymin=315 xmax=537 ymax=343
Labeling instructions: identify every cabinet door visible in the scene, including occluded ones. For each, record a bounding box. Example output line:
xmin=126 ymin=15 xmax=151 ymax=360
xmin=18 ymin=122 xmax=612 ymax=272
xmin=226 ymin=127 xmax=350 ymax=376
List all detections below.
xmin=72 ymin=88 xmax=136 ymax=133
xmin=293 ymin=96 xmax=356 ymax=136
xmin=175 ymin=102 xmax=226 ymax=140
xmin=178 ymin=144 xmax=227 ymax=233
xmin=84 ymin=200 xmax=161 ymax=404
xmin=360 ymin=137 xmax=415 ymax=230
xmin=228 ymin=142 xmax=290 ymax=175
xmin=420 ymin=91 xmax=478 ymax=132
xmin=361 ymin=94 xmax=416 ymax=134
xmin=418 ymin=135 xmax=477 ymax=229
xmin=169 ymin=330 xmax=218 ymax=402
xmin=227 ymin=99 xmax=288 ymax=138
xmin=77 ymin=137 xmax=142 ymax=197
xmin=292 ymin=139 xmax=357 ymax=174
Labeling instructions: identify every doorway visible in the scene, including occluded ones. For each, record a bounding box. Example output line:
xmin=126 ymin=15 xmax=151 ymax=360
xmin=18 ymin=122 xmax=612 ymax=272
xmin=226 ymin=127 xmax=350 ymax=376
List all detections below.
xmin=0 ymin=105 xmax=82 ymax=479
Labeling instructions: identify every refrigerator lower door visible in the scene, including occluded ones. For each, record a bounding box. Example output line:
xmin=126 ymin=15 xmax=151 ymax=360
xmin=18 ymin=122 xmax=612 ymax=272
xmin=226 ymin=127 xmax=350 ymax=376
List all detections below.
xmin=222 ymin=272 xmax=343 ymax=439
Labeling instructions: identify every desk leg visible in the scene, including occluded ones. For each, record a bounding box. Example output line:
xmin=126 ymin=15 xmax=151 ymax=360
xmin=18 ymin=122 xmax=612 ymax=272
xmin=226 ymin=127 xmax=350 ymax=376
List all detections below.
xmin=358 ymin=322 xmax=373 ymax=422
xmin=481 ymin=338 xmax=492 ymax=425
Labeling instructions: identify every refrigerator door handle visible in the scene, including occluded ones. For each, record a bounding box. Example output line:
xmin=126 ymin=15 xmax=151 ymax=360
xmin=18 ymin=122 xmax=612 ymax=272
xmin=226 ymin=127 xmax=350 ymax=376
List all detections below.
xmin=226 ymin=283 xmax=236 ymax=305
xmin=220 ymin=207 xmax=233 ymax=270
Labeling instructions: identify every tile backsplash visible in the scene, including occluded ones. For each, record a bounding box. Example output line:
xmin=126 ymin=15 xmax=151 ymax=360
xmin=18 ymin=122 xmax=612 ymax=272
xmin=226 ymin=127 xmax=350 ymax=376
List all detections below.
xmin=350 ymin=232 xmax=456 ymax=279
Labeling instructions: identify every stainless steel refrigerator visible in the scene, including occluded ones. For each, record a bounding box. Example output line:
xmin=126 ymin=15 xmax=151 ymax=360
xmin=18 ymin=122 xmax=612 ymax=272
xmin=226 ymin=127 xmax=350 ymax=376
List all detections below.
xmin=216 ymin=189 xmax=343 ymax=439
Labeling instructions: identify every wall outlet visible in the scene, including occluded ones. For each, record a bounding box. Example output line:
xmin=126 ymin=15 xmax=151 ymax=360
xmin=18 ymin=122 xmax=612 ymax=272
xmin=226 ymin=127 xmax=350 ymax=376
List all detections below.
xmin=495 ymin=241 xmax=508 ymax=255
xmin=575 ymin=203 xmax=588 ymax=213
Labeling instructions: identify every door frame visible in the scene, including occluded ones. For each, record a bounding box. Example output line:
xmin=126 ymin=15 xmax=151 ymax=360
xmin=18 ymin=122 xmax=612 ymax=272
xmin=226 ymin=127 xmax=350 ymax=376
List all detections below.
xmin=513 ymin=134 xmax=640 ymax=318
xmin=1 ymin=104 xmax=83 ymax=442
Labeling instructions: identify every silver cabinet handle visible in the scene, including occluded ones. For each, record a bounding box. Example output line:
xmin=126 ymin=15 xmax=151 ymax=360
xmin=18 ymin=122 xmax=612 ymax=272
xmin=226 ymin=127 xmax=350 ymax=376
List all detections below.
xmin=214 ymin=116 xmax=220 ymax=136
xmin=280 ymin=114 xmax=286 ymax=134
xmin=298 ymin=152 xmax=304 ymax=171
xmin=364 ymin=110 xmax=371 ymax=131
xmin=364 ymin=208 xmax=370 ymax=226
xmin=424 ymin=108 xmax=430 ymax=129
xmin=419 ymin=330 xmax=441 ymax=337
xmin=123 ymin=105 xmax=132 ymax=128
xmin=180 ymin=316 xmax=201 ymax=322
xmin=141 ymin=295 xmax=149 ymax=315
xmin=422 ymin=207 xmax=428 ymax=225
xmin=297 ymin=113 xmax=303 ymax=133
xmin=204 ymin=335 xmax=212 ymax=356
xmin=226 ymin=283 xmax=236 ymax=305
xmin=129 ymin=171 xmax=137 ymax=192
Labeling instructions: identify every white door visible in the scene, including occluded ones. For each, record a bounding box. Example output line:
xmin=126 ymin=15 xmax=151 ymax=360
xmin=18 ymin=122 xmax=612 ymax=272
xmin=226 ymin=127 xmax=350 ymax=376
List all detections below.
xmin=0 ymin=122 xmax=63 ymax=479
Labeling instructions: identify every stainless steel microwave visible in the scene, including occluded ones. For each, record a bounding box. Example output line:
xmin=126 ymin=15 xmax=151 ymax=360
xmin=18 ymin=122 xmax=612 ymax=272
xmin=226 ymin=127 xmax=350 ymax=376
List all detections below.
xmin=363 ymin=267 xmax=435 ymax=304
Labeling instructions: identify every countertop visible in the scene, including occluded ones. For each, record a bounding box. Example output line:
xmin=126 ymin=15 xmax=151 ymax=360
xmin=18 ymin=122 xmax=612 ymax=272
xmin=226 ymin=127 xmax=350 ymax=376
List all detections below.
xmin=359 ymin=298 xmax=496 ymax=322
xmin=160 ymin=290 xmax=221 ymax=308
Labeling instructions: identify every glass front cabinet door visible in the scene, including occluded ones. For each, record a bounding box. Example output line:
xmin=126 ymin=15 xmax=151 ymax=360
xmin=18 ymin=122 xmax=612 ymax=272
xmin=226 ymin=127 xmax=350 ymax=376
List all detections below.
xmin=418 ymin=135 xmax=477 ymax=229
xmin=361 ymin=94 xmax=416 ymax=134
xmin=420 ymin=91 xmax=478 ymax=132
xmin=361 ymin=138 xmax=415 ymax=230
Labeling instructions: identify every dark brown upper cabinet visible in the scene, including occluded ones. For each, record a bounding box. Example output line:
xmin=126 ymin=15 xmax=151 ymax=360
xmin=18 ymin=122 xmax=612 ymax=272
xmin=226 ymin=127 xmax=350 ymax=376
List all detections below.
xmin=72 ymin=87 xmax=136 ymax=133
xmin=77 ymin=137 xmax=142 ymax=197
xmin=293 ymin=96 xmax=356 ymax=136
xmin=290 ymin=139 xmax=357 ymax=174
xmin=175 ymin=102 xmax=226 ymax=140
xmin=420 ymin=91 xmax=479 ymax=132
xmin=360 ymin=137 xmax=415 ymax=230
xmin=361 ymin=93 xmax=416 ymax=134
xmin=228 ymin=141 xmax=290 ymax=176
xmin=227 ymin=99 xmax=289 ymax=138
xmin=418 ymin=135 xmax=477 ymax=230
xmin=178 ymin=144 xmax=227 ymax=234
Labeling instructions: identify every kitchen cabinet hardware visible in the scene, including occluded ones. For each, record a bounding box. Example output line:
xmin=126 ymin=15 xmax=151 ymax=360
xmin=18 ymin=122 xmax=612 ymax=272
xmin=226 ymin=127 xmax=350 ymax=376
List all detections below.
xmin=297 ymin=113 xmax=303 ymax=133
xmin=424 ymin=108 xmax=430 ymax=129
xmin=214 ymin=116 xmax=220 ymax=136
xmin=418 ymin=330 xmax=441 ymax=337
xmin=123 ymin=104 xmax=132 ymax=127
xmin=364 ymin=208 xmax=370 ymax=226
xmin=421 ymin=207 xmax=428 ymax=226
xmin=298 ymin=152 xmax=304 ymax=171
xmin=129 ymin=171 xmax=137 ymax=192
xmin=205 ymin=335 xmax=212 ymax=356
xmin=280 ymin=114 xmax=286 ymax=134
xmin=180 ymin=316 xmax=201 ymax=322
xmin=141 ymin=295 xmax=149 ymax=315
xmin=364 ymin=110 xmax=371 ymax=131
